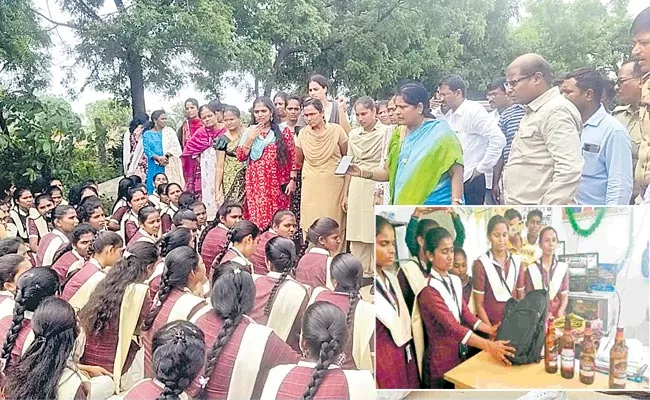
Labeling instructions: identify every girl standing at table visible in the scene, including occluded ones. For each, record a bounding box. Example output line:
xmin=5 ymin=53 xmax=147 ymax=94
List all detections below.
xmin=516 ymin=226 xmax=569 ymax=319
xmin=418 ymin=227 xmax=514 ymax=388
xmin=472 ymin=215 xmax=521 ymax=328
xmin=375 ymin=215 xmax=420 ymax=389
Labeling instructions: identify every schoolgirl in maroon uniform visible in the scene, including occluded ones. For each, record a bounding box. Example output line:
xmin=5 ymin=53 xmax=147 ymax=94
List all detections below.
xmin=250 ymin=209 xmax=297 ymax=275
xmin=295 ymin=217 xmax=341 ymax=290
xmin=211 ymin=219 xmax=259 ymax=277
xmin=197 ymin=200 xmax=243 ymax=268
xmin=51 ymin=223 xmax=96 ymax=283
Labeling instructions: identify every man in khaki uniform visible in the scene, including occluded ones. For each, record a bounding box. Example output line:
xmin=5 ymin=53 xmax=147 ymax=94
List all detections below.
xmin=631 ymin=6 xmax=650 ymax=203
xmin=612 ymin=59 xmax=643 ymax=202
xmin=503 ymin=53 xmax=583 ymax=205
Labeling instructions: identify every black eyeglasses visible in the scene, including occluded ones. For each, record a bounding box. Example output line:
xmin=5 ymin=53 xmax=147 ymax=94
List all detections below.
xmin=505 ymin=75 xmax=533 ymax=89
xmin=616 ymin=77 xmax=638 ymax=85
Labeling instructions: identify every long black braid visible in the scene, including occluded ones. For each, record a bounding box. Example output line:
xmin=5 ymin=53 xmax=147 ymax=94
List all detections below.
xmin=212 ymin=220 xmax=260 ymax=273
xmin=197 ymin=201 xmax=243 ymax=255
xmin=300 ymin=301 xmax=348 ymax=400
xmin=197 ymin=262 xmax=255 ymax=400
xmin=153 ymin=321 xmax=205 ymax=400
xmin=1 ymin=267 xmax=59 ymax=370
xmin=263 ymin=236 xmax=297 ymax=317
xmin=300 ymin=217 xmax=340 ymax=261
xmin=330 ymin=253 xmax=363 ymax=330
xmin=142 ymin=246 xmax=199 ymax=332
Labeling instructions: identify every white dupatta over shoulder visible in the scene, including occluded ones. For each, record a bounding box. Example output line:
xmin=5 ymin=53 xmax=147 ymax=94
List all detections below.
xmin=126 ymin=127 xmax=184 ymax=187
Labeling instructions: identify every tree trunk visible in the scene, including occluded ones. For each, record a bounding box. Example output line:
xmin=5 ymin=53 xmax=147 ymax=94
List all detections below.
xmin=127 ymin=48 xmax=146 ymax=116
xmin=94 ymin=118 xmax=107 ymax=164
xmin=254 ymin=77 xmax=259 ymax=98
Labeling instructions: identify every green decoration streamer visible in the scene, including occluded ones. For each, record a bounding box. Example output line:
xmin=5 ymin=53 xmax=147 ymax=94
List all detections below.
xmin=566 ymin=208 xmax=606 ymax=237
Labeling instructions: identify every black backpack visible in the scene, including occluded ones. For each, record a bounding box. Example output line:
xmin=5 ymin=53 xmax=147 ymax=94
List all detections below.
xmin=495 ymin=289 xmax=549 ymax=365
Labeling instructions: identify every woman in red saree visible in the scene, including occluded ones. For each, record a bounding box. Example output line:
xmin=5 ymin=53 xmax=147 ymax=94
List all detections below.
xmin=236 ymin=97 xmax=297 ymax=229
xmin=177 ymin=98 xmax=203 ymax=149
xmin=181 ymin=104 xmax=226 ymax=219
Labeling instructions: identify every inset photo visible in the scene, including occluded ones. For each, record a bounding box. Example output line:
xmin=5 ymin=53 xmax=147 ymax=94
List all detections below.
xmin=375 ymin=206 xmax=649 ymax=390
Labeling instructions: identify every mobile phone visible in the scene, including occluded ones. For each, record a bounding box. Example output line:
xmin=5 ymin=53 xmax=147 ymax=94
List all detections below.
xmin=335 ymin=155 xmax=354 ymax=175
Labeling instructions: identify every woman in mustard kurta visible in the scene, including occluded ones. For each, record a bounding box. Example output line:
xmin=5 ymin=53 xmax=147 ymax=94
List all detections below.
xmin=295 ymin=98 xmax=348 ymax=254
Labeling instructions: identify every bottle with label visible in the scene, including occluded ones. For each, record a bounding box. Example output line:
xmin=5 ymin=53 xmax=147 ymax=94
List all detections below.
xmin=560 ymin=315 xmax=575 ymax=379
xmin=580 ymin=321 xmax=595 ymax=384
xmin=609 ymin=327 xmax=628 ymax=389
xmin=545 ymin=317 xmax=558 ymax=373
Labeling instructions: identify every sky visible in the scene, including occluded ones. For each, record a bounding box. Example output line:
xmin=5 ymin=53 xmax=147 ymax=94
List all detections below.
xmin=37 ymin=0 xmax=650 ymax=116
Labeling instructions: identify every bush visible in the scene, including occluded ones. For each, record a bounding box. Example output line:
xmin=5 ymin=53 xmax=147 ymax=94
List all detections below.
xmin=0 ymin=91 xmax=120 ymax=188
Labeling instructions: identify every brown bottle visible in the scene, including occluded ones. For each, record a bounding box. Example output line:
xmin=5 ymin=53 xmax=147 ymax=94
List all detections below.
xmin=580 ymin=321 xmax=595 ymax=384
xmin=609 ymin=327 xmax=628 ymax=389
xmin=545 ymin=317 xmax=558 ymax=373
xmin=560 ymin=315 xmax=575 ymax=379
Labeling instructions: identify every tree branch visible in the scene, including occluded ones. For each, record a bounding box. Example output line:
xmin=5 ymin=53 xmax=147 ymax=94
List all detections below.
xmin=74 ymin=0 xmax=102 ymax=21
xmin=32 ymin=8 xmax=78 ymax=29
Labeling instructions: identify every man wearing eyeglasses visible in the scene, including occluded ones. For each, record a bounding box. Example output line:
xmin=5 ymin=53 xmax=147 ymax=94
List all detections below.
xmin=631 ymin=6 xmax=650 ymax=204
xmin=502 ymin=53 xmax=583 ymax=205
xmin=612 ymin=59 xmax=643 ymax=203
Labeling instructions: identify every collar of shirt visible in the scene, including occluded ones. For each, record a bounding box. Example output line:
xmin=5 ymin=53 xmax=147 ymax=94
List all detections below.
xmin=309 ymin=247 xmax=330 ymax=256
xmin=53 ymin=228 xmax=70 ymax=242
xmin=643 ymin=71 xmax=650 ymax=83
xmin=584 ymin=104 xmax=608 ymax=128
xmin=612 ymin=104 xmax=632 ymax=116
xmin=446 ymin=98 xmax=469 ymax=119
xmin=527 ymin=86 xmax=561 ymax=113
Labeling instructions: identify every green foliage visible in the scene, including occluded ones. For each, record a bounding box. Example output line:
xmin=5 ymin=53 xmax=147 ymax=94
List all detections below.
xmin=0 ymin=0 xmax=51 ymax=90
xmin=0 ymin=92 xmax=117 ymax=188
xmin=512 ymin=0 xmax=632 ymax=76
xmin=85 ymin=99 xmax=131 ymax=134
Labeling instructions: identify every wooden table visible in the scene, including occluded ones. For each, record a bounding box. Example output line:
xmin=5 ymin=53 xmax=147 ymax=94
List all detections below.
xmin=444 ymin=351 xmax=647 ymax=390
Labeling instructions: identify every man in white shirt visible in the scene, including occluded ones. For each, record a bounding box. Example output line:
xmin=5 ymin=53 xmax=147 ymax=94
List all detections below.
xmin=434 ymin=74 xmax=506 ymax=205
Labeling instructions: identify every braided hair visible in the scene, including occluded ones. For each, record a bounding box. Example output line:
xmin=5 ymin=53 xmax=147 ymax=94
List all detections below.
xmin=6 ymin=297 xmax=78 ymax=400
xmin=197 ymin=201 xmax=243 ymax=255
xmin=212 ymin=220 xmax=260 ymax=270
xmin=143 ymin=246 xmax=199 ymax=331
xmin=197 ymin=262 xmax=255 ymax=400
xmin=1 ymin=267 xmax=59 ymax=370
xmin=159 ymin=227 xmax=193 ymax=258
xmin=87 ymin=231 xmax=123 ymax=260
xmin=330 ymin=253 xmax=363 ymax=329
xmin=424 ymin=227 xmax=453 ymax=274
xmin=300 ymin=217 xmax=340 ymax=259
xmin=300 ymin=302 xmax=348 ymax=400
xmin=79 ymin=242 xmax=159 ymax=335
xmin=153 ymin=321 xmax=206 ymax=400
xmin=264 ymin=236 xmax=297 ymax=316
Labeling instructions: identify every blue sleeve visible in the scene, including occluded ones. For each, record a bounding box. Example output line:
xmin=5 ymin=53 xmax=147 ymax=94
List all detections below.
xmin=143 ymin=131 xmax=161 ymax=159
xmin=603 ymin=128 xmax=633 ymax=205
xmin=405 ymin=216 xmax=418 ymax=257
